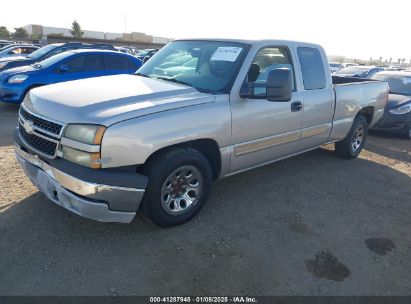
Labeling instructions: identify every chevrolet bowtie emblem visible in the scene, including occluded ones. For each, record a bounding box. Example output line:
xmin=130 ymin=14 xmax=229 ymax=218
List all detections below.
xmin=23 ymin=120 xmax=34 ymax=134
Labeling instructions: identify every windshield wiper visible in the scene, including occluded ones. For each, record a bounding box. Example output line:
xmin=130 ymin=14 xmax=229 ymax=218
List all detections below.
xmin=155 ymin=77 xmax=193 ymax=88
xmin=134 ymin=72 xmax=149 ymax=78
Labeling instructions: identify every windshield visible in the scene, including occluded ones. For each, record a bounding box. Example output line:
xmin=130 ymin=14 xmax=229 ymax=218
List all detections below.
xmin=336 ymin=66 xmax=370 ymax=76
xmin=136 ymin=40 xmax=250 ymax=93
xmin=27 ymin=44 xmax=58 ymax=59
xmin=371 ymin=74 xmax=411 ymax=95
xmin=330 ymin=63 xmax=342 ymax=68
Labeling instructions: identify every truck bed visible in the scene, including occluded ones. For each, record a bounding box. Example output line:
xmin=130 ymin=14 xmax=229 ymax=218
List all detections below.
xmin=332 ymin=75 xmax=378 ymax=85
xmin=327 ymin=77 xmax=389 ymax=141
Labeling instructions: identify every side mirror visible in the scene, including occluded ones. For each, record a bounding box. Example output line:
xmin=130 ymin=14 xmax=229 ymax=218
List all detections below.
xmin=266 ymin=68 xmax=292 ymax=102
xmin=58 ymin=64 xmax=69 ymax=73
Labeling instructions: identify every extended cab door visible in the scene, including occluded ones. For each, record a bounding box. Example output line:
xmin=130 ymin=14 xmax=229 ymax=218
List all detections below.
xmin=229 ymin=46 xmax=304 ymax=173
xmin=295 ymin=46 xmax=334 ymax=150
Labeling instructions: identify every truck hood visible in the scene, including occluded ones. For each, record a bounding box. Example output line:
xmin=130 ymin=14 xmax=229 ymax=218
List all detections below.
xmin=24 ymin=74 xmax=215 ymax=126
xmin=387 ymin=94 xmax=411 ymax=108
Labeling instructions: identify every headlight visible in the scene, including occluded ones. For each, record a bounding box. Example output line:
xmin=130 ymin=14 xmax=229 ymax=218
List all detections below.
xmin=0 ymin=62 xmax=9 ymax=69
xmin=8 ymin=75 xmax=29 ymax=84
xmin=64 ymin=124 xmax=106 ymax=145
xmin=61 ymin=146 xmax=101 ymax=169
xmin=389 ymin=103 xmax=411 ymax=115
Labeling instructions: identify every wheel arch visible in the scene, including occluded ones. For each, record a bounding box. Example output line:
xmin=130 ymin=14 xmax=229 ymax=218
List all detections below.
xmin=139 ymin=138 xmax=222 ymax=180
xmin=357 ymin=106 xmax=374 ymax=127
xmin=24 ymin=84 xmax=45 ymax=98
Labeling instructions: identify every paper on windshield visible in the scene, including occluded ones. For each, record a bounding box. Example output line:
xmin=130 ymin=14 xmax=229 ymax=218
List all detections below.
xmin=211 ymin=47 xmax=242 ymax=62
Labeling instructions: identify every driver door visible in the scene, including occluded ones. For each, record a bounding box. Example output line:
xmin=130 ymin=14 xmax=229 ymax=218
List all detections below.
xmin=229 ymin=46 xmax=303 ymax=173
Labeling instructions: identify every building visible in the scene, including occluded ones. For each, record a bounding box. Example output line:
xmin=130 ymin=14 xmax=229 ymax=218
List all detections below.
xmin=122 ymin=32 xmax=152 ymax=43
xmin=22 ymin=24 xmax=169 ymax=44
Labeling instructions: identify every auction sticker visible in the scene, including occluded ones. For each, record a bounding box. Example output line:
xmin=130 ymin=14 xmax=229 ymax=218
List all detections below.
xmin=211 ymin=47 xmax=242 ymax=62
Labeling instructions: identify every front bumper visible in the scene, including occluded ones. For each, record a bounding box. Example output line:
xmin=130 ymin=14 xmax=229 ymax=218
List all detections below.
xmin=372 ymin=110 xmax=411 ymax=134
xmin=15 ymin=142 xmax=146 ymax=223
xmin=0 ymin=82 xmax=25 ymax=104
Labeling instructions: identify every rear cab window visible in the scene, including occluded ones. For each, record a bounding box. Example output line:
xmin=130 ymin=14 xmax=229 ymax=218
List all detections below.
xmin=297 ymin=47 xmax=326 ymax=90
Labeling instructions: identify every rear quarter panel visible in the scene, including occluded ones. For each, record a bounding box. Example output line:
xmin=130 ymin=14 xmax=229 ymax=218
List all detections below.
xmin=328 ymin=81 xmax=388 ymax=141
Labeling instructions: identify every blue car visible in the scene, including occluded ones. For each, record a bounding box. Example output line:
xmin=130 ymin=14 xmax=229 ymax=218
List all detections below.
xmin=0 ymin=49 xmax=142 ymax=104
xmin=0 ymin=42 xmax=116 ymax=72
xmin=0 ymin=45 xmax=39 ymax=58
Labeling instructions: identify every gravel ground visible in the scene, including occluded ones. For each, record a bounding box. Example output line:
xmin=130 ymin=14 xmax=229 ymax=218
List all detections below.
xmin=0 ymin=102 xmax=410 ymax=296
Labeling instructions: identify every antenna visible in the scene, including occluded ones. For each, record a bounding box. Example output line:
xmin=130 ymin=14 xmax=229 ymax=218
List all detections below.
xmin=124 ymin=12 xmax=127 ymax=34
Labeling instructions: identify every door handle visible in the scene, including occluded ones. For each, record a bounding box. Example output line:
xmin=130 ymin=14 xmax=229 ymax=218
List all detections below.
xmin=291 ymin=101 xmax=303 ymax=112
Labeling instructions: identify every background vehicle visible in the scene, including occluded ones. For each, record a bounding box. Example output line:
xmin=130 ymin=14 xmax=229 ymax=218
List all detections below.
xmin=329 ymin=62 xmax=343 ymax=73
xmin=335 ymin=65 xmax=385 ymax=78
xmin=116 ymin=46 xmax=133 ymax=55
xmin=388 ymin=65 xmax=406 ymax=71
xmin=116 ymin=46 xmax=137 ymax=55
xmin=0 ymin=49 xmax=142 ymax=104
xmin=14 ymin=39 xmax=388 ymax=227
xmin=342 ymin=62 xmax=357 ymax=67
xmin=0 ymin=40 xmax=15 ymax=48
xmin=370 ymin=71 xmax=411 ymax=138
xmin=136 ymin=48 xmax=159 ymax=63
xmin=0 ymin=43 xmax=36 ymax=52
xmin=0 ymin=45 xmax=39 ymax=58
xmin=0 ymin=43 xmax=116 ymax=72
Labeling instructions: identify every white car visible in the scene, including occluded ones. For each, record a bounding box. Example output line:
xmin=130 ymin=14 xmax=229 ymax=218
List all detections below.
xmin=329 ymin=62 xmax=343 ymax=74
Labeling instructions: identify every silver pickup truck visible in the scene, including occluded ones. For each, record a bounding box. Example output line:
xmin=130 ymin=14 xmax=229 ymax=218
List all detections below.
xmin=14 ymin=39 xmax=389 ymax=227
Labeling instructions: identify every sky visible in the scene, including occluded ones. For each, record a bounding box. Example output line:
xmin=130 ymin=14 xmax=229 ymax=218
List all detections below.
xmin=1 ymin=0 xmax=410 ymax=61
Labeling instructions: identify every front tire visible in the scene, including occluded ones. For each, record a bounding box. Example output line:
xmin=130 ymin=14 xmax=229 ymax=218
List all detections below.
xmin=141 ymin=147 xmax=213 ymax=227
xmin=335 ymin=115 xmax=368 ymax=159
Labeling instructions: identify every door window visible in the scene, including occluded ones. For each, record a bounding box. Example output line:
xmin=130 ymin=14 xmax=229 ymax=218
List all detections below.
xmin=104 ymin=54 xmax=126 ymax=70
xmin=247 ymin=47 xmax=295 ymax=96
xmin=64 ymin=56 xmax=85 ymax=72
xmin=83 ymin=54 xmax=104 ymax=71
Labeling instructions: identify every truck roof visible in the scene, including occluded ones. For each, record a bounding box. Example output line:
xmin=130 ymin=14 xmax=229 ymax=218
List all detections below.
xmin=175 ymin=38 xmax=323 ymax=49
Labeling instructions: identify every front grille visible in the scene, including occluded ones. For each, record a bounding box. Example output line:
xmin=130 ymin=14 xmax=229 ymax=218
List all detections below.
xmin=20 ymin=107 xmax=63 ymax=136
xmin=19 ymin=123 xmax=57 ymax=156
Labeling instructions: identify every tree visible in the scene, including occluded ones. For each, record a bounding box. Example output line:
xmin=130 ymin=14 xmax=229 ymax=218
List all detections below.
xmin=70 ymin=20 xmax=84 ymax=38
xmin=12 ymin=27 xmax=28 ymax=38
xmin=0 ymin=26 xmax=10 ymax=37
xmin=389 ymin=57 xmax=392 ymax=63
xmin=379 ymin=56 xmax=383 ymax=62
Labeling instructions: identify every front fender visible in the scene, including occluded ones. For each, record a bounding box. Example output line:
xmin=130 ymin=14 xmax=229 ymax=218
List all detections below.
xmin=101 ymin=99 xmax=231 ymax=168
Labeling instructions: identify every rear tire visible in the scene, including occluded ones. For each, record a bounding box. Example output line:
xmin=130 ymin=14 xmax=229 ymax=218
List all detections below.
xmin=335 ymin=115 xmax=368 ymax=159
xmin=141 ymin=147 xmax=213 ymax=227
